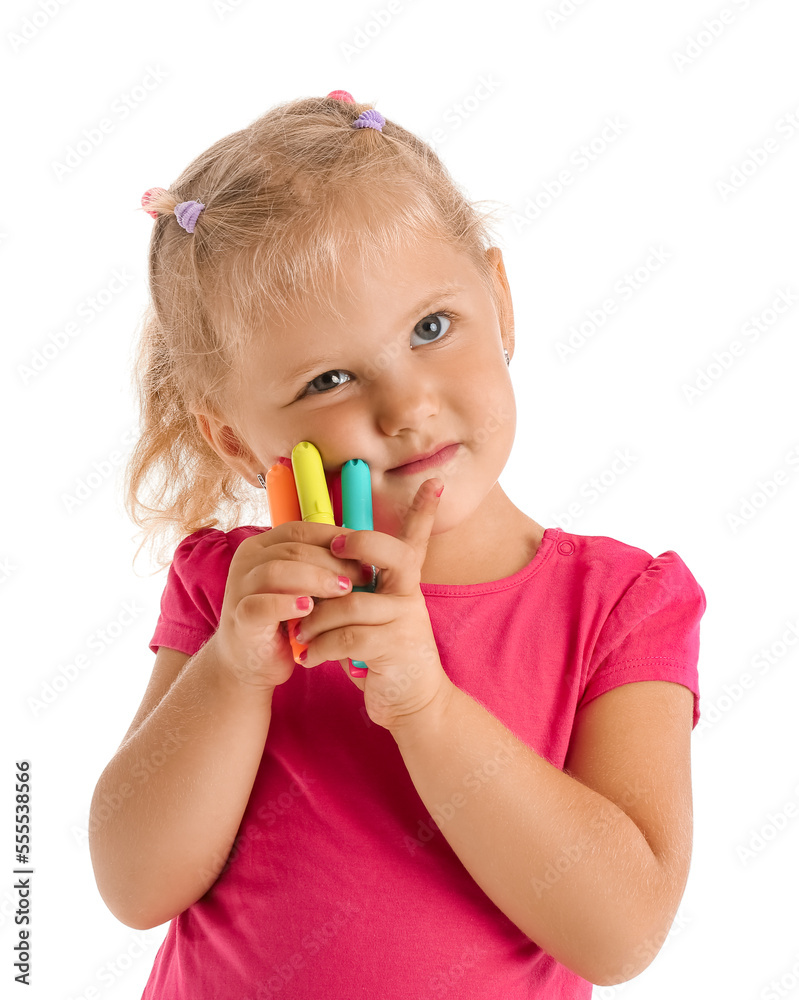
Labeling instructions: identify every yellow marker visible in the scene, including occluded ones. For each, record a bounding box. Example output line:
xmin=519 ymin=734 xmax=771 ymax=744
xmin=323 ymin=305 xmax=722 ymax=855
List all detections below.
xmin=291 ymin=441 xmax=335 ymax=524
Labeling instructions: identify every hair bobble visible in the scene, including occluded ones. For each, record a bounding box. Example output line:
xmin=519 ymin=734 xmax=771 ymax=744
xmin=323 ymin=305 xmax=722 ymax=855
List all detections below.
xmin=140 ymin=190 xmax=206 ymax=233
xmin=142 ymin=92 xmax=381 ymax=234
xmin=174 ymin=200 xmax=205 ymax=233
xmin=326 ymin=90 xmax=385 ymax=132
xmin=351 ymin=109 xmax=385 ymax=132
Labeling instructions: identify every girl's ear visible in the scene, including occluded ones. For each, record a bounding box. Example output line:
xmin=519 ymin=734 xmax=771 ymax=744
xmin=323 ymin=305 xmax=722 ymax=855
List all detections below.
xmin=192 ymin=410 xmax=261 ymax=487
xmin=486 ymin=246 xmax=515 ymax=358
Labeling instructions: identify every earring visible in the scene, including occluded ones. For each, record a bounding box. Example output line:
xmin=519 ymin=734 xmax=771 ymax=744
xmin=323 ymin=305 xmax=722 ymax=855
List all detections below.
xmin=504 ymin=349 xmax=510 ymax=366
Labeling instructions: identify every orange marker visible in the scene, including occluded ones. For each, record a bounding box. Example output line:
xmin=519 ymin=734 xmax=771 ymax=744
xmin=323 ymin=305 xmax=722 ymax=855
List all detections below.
xmin=259 ymin=463 xmax=308 ymax=664
xmin=265 ymin=463 xmax=301 ymax=523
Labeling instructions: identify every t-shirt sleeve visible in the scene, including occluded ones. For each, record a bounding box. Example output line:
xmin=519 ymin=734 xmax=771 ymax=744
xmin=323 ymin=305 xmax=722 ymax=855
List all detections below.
xmin=579 ymin=550 xmax=707 ymax=729
xmin=148 ymin=527 xmax=240 ymax=657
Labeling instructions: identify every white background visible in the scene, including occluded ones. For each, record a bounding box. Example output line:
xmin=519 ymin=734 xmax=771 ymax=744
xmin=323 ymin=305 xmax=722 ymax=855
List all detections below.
xmin=3 ymin=0 xmax=798 ymax=997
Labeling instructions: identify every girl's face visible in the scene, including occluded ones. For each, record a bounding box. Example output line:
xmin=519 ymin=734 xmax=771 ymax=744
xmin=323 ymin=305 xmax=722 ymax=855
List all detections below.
xmin=197 ymin=235 xmax=518 ymax=549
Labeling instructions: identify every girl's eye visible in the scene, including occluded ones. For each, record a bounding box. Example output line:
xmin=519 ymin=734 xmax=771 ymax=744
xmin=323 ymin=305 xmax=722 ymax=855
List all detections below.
xmin=410 ymin=312 xmax=452 ymax=347
xmin=300 ymin=312 xmax=454 ymax=397
xmin=305 ymin=370 xmax=352 ymax=396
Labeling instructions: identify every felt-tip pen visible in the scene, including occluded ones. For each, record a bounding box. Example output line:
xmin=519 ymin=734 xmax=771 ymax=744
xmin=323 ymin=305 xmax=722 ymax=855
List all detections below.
xmin=260 ymin=461 xmax=308 ymax=664
xmin=292 ymin=441 xmax=336 ymax=524
xmin=341 ymin=458 xmax=376 ymax=673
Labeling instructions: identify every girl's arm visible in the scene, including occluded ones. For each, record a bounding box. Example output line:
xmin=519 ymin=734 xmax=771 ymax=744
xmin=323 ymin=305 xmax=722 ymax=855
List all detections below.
xmin=391 ymin=678 xmax=694 ymax=988
xmin=89 ymin=521 xmax=358 ymax=930
xmin=88 ymin=637 xmax=274 ymax=930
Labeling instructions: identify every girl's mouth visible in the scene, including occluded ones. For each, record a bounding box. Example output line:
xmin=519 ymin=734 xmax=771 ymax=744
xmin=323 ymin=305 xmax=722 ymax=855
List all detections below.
xmin=387 ymin=443 xmax=460 ymax=476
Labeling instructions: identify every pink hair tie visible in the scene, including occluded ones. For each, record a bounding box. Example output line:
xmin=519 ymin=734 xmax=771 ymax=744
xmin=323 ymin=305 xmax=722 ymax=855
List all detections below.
xmin=351 ymin=109 xmax=385 ymax=132
xmin=326 ymin=90 xmax=385 ymax=131
xmin=141 ymin=187 xmax=167 ymax=219
xmin=140 ymin=189 xmax=205 ymax=233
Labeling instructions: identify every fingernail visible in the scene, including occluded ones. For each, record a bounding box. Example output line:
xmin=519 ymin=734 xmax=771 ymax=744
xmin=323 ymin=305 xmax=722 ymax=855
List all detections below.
xmin=296 ymin=596 xmax=311 ymax=611
xmin=331 ymin=535 xmax=346 ymax=554
xmin=349 ymin=660 xmax=368 ymax=677
xmin=337 ymin=575 xmax=351 ymax=591
xmin=298 ymin=649 xmax=308 ymax=662
xmin=435 ymin=484 xmax=444 ymax=498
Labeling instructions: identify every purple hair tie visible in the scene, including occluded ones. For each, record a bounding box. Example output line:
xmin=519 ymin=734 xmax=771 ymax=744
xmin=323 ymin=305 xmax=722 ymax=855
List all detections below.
xmin=351 ymin=109 xmax=385 ymax=132
xmin=174 ymin=200 xmax=205 ymax=233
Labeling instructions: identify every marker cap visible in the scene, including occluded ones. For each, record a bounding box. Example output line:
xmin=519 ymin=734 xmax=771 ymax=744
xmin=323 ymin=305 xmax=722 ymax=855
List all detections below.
xmin=341 ymin=459 xmax=373 ymax=531
xmin=265 ymin=463 xmax=302 ymax=525
xmin=292 ymin=441 xmax=335 ymax=524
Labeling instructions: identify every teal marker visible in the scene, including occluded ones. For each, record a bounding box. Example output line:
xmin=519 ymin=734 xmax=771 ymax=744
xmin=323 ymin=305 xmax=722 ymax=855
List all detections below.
xmin=341 ymin=459 xmax=376 ymax=672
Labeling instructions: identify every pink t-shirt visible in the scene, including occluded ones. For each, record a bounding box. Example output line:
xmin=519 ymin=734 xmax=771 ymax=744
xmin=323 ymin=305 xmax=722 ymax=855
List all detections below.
xmin=140 ymin=524 xmax=705 ymax=999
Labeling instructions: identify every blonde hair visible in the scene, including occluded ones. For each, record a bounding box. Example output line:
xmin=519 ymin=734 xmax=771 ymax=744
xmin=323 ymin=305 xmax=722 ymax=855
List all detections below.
xmin=124 ymin=94 xmax=507 ymax=573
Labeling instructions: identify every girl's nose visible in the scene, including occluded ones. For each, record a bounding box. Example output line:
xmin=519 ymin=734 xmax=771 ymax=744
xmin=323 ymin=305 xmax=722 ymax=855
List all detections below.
xmin=373 ymin=372 xmax=439 ymax=437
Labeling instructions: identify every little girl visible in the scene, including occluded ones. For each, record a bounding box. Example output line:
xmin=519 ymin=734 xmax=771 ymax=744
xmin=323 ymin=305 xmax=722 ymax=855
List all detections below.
xmin=89 ymin=91 xmax=706 ymax=999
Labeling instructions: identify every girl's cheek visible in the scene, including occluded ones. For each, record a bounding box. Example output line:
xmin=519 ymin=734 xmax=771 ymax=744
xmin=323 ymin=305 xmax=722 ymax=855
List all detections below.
xmin=371 ymin=496 xmax=402 ymax=537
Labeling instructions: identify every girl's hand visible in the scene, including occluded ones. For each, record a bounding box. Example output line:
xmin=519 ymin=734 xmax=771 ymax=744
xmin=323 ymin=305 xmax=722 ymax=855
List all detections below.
xmin=291 ymin=478 xmax=455 ymax=732
xmin=212 ymin=522 xmax=368 ymax=692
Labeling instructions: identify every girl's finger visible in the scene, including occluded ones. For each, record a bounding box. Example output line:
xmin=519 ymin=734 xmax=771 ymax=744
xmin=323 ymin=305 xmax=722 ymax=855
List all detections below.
xmin=396 ymin=478 xmax=444 ymax=555
xmin=327 ymin=480 xmax=443 ymax=596
xmin=292 ymin=591 xmax=392 ymax=650
xmin=235 ymin=592 xmax=315 ymax=631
